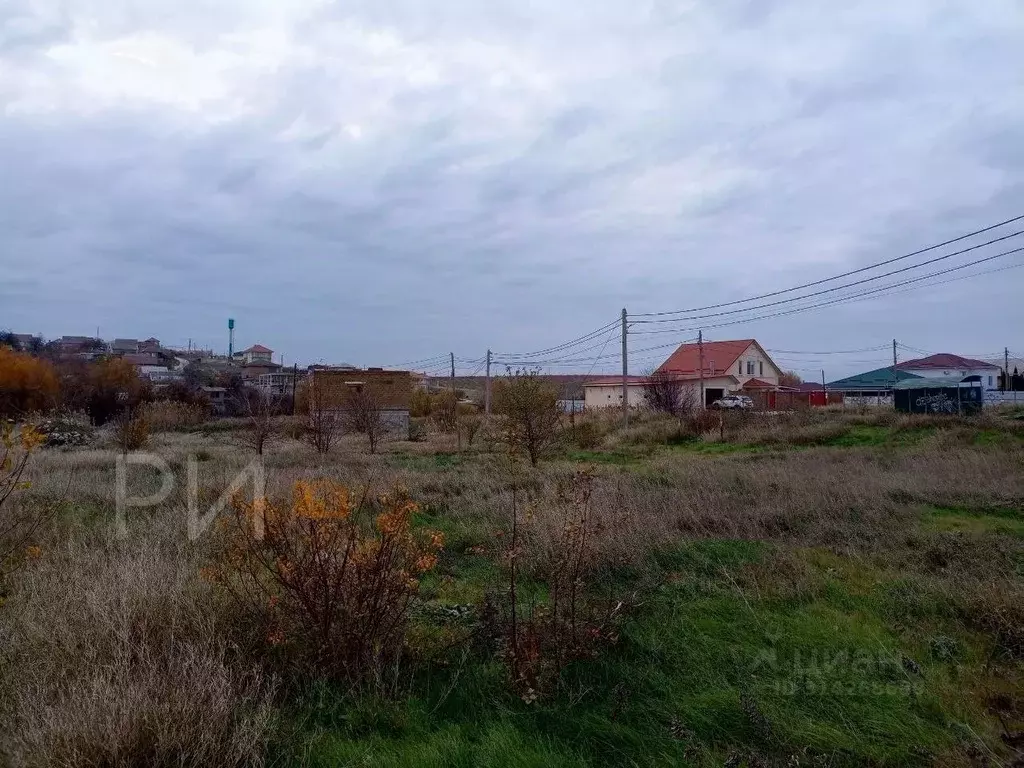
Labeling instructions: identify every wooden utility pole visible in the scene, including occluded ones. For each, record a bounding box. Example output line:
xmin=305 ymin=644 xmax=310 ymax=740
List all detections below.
xmin=451 ymin=352 xmax=461 ymax=450
xmin=698 ymin=330 xmax=705 ymax=409
xmin=485 ymin=349 xmax=492 ymax=415
xmin=621 ymin=307 xmax=628 ymax=427
xmin=821 ymin=369 xmax=826 ymax=406
xmin=892 ymin=339 xmax=898 ymax=388
xmin=1005 ymin=347 xmax=1010 ymax=393
xmin=291 ymin=363 xmax=298 ymax=415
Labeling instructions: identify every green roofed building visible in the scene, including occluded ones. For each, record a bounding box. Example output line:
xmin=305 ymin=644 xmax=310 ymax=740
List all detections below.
xmin=827 ymin=366 xmax=924 ymax=402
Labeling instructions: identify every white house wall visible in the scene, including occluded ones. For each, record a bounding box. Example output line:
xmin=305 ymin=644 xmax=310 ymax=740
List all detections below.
xmin=725 ymin=343 xmax=781 ymax=387
xmin=901 ymin=366 xmax=1001 ymax=389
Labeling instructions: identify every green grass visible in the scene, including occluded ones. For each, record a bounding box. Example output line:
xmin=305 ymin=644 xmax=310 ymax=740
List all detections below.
xmin=280 ymin=539 xmax=1005 ymax=767
xmin=921 ymin=504 xmax=1024 ymax=539
xmin=389 ymin=452 xmax=467 ymax=472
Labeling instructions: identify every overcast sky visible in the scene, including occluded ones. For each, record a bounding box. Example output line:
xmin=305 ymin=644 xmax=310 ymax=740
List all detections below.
xmin=2 ymin=1 xmax=1022 ymax=378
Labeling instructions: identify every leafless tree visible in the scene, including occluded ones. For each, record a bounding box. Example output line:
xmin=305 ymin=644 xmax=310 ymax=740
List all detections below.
xmin=460 ymin=413 xmax=483 ymax=448
xmin=305 ymin=376 xmax=339 ymax=454
xmin=494 ymin=369 xmax=562 ymax=466
xmin=431 ymin=390 xmax=458 ymax=434
xmin=779 ymin=370 xmax=803 ymax=389
xmin=238 ymin=389 xmax=279 ymax=456
xmin=641 ymin=369 xmax=696 ymax=417
xmin=344 ymin=385 xmax=385 ymax=454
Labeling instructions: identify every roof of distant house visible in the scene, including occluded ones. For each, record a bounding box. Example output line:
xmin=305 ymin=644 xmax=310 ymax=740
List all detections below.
xmin=794 ymin=381 xmax=826 ymax=392
xmin=897 ymin=353 xmax=1000 ymax=371
xmin=828 ymin=366 xmax=923 ymax=389
xmin=741 ymin=378 xmax=776 ymax=389
xmin=656 ymin=339 xmax=763 ymax=375
xmin=122 ymin=353 xmax=161 ymax=366
xmin=584 ymin=372 xmax=739 ymax=387
xmin=243 ymin=344 xmax=273 ymax=354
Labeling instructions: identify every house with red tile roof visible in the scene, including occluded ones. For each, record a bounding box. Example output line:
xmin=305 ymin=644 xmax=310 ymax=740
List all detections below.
xmin=583 ymin=338 xmax=777 ymax=409
xmin=241 ymin=344 xmax=274 ymax=364
xmin=897 ymin=354 xmax=1001 ymax=389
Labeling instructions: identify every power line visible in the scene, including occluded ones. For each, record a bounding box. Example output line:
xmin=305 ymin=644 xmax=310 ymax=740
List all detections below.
xmin=492 ymin=318 xmax=621 ymax=359
xmin=632 ymin=230 xmax=1024 ymax=326
xmin=633 ymin=213 xmax=1024 ymax=318
xmin=766 ymin=345 xmax=892 ymax=355
xmin=628 ymin=245 xmax=1024 ymax=336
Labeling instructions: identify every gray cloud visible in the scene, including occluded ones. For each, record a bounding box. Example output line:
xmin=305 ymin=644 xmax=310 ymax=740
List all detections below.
xmin=1 ymin=0 xmax=1022 ymax=375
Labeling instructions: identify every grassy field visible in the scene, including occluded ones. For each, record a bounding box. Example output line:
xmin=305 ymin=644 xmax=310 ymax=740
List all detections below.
xmin=1 ymin=407 xmax=1022 ymax=767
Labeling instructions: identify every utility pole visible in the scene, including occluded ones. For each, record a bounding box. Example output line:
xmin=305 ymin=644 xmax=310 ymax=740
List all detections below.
xmin=621 ymin=307 xmax=628 ymax=427
xmin=698 ymin=330 xmax=705 ymax=410
xmin=291 ymin=363 xmax=298 ymax=415
xmin=1005 ymin=347 xmax=1010 ymax=393
xmin=821 ymin=369 xmax=826 ymax=406
xmin=485 ymin=349 xmax=492 ymax=416
xmin=891 ymin=339 xmax=898 ymax=407
xmin=450 ymin=352 xmax=461 ymax=450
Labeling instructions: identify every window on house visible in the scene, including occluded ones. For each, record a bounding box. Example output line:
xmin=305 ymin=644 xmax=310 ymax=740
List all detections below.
xmin=746 ymin=361 xmax=755 ymax=375
xmin=759 ymin=361 xmax=763 ymax=376
xmin=988 ymin=376 xmax=993 ymax=387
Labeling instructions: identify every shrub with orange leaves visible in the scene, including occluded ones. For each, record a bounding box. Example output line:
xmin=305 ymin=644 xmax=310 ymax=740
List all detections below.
xmin=0 ymin=346 xmax=59 ymax=417
xmin=210 ymin=479 xmax=443 ymax=684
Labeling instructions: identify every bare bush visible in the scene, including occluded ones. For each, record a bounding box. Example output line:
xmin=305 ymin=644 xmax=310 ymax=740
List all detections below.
xmin=641 ymin=369 xmax=697 ymax=417
xmin=344 ymin=386 xmax=384 ymax=454
xmin=112 ymin=409 xmax=149 ymax=455
xmin=460 ymin=413 xmax=483 ymax=448
xmin=1 ymin=424 xmax=46 ymax=577
xmin=142 ymin=401 xmax=208 ymax=432
xmin=430 ymin=390 xmax=458 ymax=434
xmin=238 ymin=390 xmax=279 ymax=456
xmin=489 ymin=471 xmax=624 ymax=700
xmin=304 ymin=376 xmax=339 ymax=454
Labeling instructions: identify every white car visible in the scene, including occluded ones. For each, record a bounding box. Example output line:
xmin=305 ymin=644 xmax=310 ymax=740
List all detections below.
xmin=711 ymin=394 xmax=754 ymax=410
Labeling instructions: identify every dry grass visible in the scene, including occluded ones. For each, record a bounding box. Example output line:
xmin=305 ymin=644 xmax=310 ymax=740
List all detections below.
xmin=2 ymin=408 xmax=1022 ymax=765
xmin=0 ymin=525 xmax=275 ymax=767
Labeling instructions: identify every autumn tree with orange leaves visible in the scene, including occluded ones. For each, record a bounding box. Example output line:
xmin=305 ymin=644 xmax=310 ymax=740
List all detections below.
xmin=0 ymin=346 xmax=59 ymax=418
xmin=85 ymin=357 xmax=150 ymax=425
xmin=209 ymin=480 xmax=443 ymax=684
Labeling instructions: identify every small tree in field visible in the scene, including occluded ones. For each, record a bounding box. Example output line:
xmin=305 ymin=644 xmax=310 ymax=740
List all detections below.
xmin=641 ymin=369 xmax=696 ymax=417
xmin=494 ymin=369 xmax=562 ymax=466
xmin=344 ymin=385 xmax=385 ymax=454
xmin=303 ymin=376 xmax=339 ymax=454
xmin=238 ymin=389 xmax=279 ymax=456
